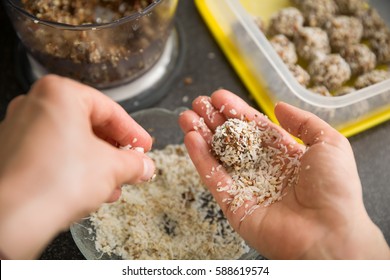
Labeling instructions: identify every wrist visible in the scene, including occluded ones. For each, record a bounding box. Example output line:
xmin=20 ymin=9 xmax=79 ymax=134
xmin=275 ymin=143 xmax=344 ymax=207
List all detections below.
xmin=303 ymin=215 xmax=390 ymax=260
xmin=0 ymin=177 xmax=70 ymax=259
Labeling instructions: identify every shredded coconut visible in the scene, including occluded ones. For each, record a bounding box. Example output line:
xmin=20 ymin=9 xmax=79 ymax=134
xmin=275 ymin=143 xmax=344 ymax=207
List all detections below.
xmin=229 ymin=109 xmax=238 ymax=116
xmin=134 ymin=147 xmax=145 ymax=153
xmin=91 ymin=144 xmax=248 ymax=259
xmin=200 ymin=97 xmax=217 ymax=123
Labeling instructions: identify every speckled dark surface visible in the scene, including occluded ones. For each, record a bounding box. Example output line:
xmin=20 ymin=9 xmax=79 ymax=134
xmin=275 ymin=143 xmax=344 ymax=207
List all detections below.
xmin=1 ymin=1 xmax=389 ymax=260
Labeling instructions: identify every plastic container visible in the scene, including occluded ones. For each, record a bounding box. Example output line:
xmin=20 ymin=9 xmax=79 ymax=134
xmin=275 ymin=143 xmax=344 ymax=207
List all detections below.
xmin=4 ymin=0 xmax=178 ymax=89
xmin=196 ymin=0 xmax=390 ymax=137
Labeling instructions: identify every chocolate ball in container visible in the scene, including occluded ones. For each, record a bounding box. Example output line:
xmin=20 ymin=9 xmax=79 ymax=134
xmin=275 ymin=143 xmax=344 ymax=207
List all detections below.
xmin=355 ymin=70 xmax=390 ymax=89
xmin=334 ymin=0 xmax=369 ymax=16
xmin=309 ymin=86 xmax=331 ymax=96
xmin=359 ymin=7 xmax=388 ymax=39
xmin=369 ymin=30 xmax=390 ymax=64
xmin=270 ymin=34 xmax=298 ymax=65
xmin=339 ymin=44 xmax=376 ymax=76
xmin=308 ymin=54 xmax=351 ymax=91
xmin=325 ymin=16 xmax=363 ymax=51
xmin=333 ymin=86 xmax=356 ymax=96
xmin=299 ymin=0 xmax=338 ymax=27
xmin=267 ymin=7 xmax=304 ymax=38
xmin=288 ymin=64 xmax=311 ymax=87
xmin=294 ymin=27 xmax=331 ymax=61
xmin=253 ymin=16 xmax=266 ymax=33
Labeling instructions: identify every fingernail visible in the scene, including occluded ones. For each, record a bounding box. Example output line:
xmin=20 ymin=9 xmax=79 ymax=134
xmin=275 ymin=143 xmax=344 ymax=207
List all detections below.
xmin=142 ymin=157 xmax=155 ymax=182
xmin=133 ymin=147 xmax=145 ymax=153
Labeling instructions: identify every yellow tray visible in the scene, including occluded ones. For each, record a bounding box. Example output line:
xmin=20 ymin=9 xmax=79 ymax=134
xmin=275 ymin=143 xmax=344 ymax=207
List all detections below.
xmin=195 ymin=0 xmax=390 ymax=137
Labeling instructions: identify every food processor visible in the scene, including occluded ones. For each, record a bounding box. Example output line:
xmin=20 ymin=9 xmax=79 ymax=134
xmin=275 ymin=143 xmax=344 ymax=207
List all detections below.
xmin=3 ymin=0 xmax=182 ymax=109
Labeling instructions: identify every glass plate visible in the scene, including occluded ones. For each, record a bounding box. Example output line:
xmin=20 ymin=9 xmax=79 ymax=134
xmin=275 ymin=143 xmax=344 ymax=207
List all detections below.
xmin=70 ymin=107 xmax=261 ymax=260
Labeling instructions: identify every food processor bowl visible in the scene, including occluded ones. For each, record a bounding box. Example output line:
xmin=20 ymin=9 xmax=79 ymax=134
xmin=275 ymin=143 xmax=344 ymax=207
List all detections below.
xmin=4 ymin=0 xmax=179 ymax=89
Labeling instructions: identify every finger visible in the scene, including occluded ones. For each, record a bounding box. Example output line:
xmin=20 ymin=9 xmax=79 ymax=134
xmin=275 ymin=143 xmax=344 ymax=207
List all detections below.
xmin=91 ymin=144 xmax=155 ymax=205
xmin=211 ymin=90 xmax=294 ymax=142
xmin=179 ymin=110 xmax=214 ymax=145
xmin=211 ymin=89 xmax=270 ymax=122
xmin=106 ymin=187 xmax=122 ymax=203
xmin=113 ymin=149 xmax=156 ymax=186
xmin=5 ymin=95 xmax=26 ymax=118
xmin=82 ymin=88 xmax=153 ymax=151
xmin=274 ymin=102 xmax=348 ymax=147
xmin=30 ymin=75 xmax=153 ymax=151
xmin=184 ymin=131 xmax=258 ymax=230
xmin=93 ymin=143 xmax=155 ymax=203
xmin=192 ymin=96 xmax=227 ymax=131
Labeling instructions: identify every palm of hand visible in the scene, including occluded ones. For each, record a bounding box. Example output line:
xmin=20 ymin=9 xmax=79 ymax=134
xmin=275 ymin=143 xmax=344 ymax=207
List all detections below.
xmin=179 ymin=90 xmax=364 ymax=259
xmin=242 ymin=140 xmax=362 ymax=259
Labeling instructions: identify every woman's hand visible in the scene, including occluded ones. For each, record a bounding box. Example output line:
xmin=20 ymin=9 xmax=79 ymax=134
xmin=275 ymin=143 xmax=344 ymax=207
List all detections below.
xmin=179 ymin=89 xmax=390 ymax=259
xmin=0 ymin=75 xmax=155 ymax=259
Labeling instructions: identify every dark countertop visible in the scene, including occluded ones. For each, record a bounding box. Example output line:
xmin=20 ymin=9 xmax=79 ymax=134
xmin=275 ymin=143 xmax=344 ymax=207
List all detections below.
xmin=1 ymin=1 xmax=390 ymax=260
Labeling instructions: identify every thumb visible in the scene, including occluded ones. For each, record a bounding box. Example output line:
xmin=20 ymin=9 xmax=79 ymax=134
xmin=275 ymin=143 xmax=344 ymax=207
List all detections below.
xmin=112 ymin=148 xmax=155 ymax=186
xmin=274 ymin=102 xmax=347 ymax=147
xmin=105 ymin=149 xmax=155 ymax=203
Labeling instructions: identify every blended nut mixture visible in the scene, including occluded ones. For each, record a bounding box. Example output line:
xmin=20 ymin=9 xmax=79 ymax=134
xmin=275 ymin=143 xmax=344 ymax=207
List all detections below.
xmin=17 ymin=0 xmax=173 ymax=88
xmin=22 ymin=0 xmax=153 ymax=25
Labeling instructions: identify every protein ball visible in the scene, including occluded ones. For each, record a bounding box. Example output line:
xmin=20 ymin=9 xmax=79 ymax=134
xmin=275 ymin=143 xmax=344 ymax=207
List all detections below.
xmin=359 ymin=8 xmax=388 ymax=39
xmin=270 ymin=34 xmax=298 ymax=65
xmin=212 ymin=119 xmax=302 ymax=213
xmin=294 ymin=27 xmax=331 ymax=61
xmin=339 ymin=44 xmax=376 ymax=76
xmin=309 ymin=86 xmax=331 ymax=96
xmin=335 ymin=0 xmax=369 ymax=16
xmin=369 ymin=30 xmax=390 ymax=64
xmin=333 ymin=86 xmax=356 ymax=96
xmin=355 ymin=70 xmax=390 ymax=89
xmin=288 ymin=64 xmax=311 ymax=87
xmin=299 ymin=0 xmax=338 ymax=27
xmin=253 ymin=16 xmax=266 ymax=33
xmin=212 ymin=119 xmax=263 ymax=170
xmin=267 ymin=7 xmax=304 ymax=38
xmin=308 ymin=54 xmax=351 ymax=90
xmin=325 ymin=16 xmax=363 ymax=51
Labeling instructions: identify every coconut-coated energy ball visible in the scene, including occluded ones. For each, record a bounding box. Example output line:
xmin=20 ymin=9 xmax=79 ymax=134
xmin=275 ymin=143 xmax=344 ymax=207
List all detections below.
xmin=253 ymin=16 xmax=266 ymax=33
xmin=339 ymin=44 xmax=376 ymax=76
xmin=308 ymin=54 xmax=351 ymax=90
xmin=369 ymin=30 xmax=390 ymax=64
xmin=288 ymin=64 xmax=311 ymax=87
xmin=267 ymin=7 xmax=304 ymax=38
xmin=333 ymin=86 xmax=356 ymax=96
xmin=325 ymin=16 xmax=363 ymax=51
xmin=358 ymin=8 xmax=388 ymax=39
xmin=299 ymin=0 xmax=338 ymax=27
xmin=309 ymin=86 xmax=331 ymax=96
xmin=355 ymin=70 xmax=390 ymax=89
xmin=335 ymin=0 xmax=369 ymax=16
xmin=270 ymin=34 xmax=298 ymax=65
xmin=212 ymin=119 xmax=263 ymax=170
xmin=294 ymin=27 xmax=331 ymax=61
